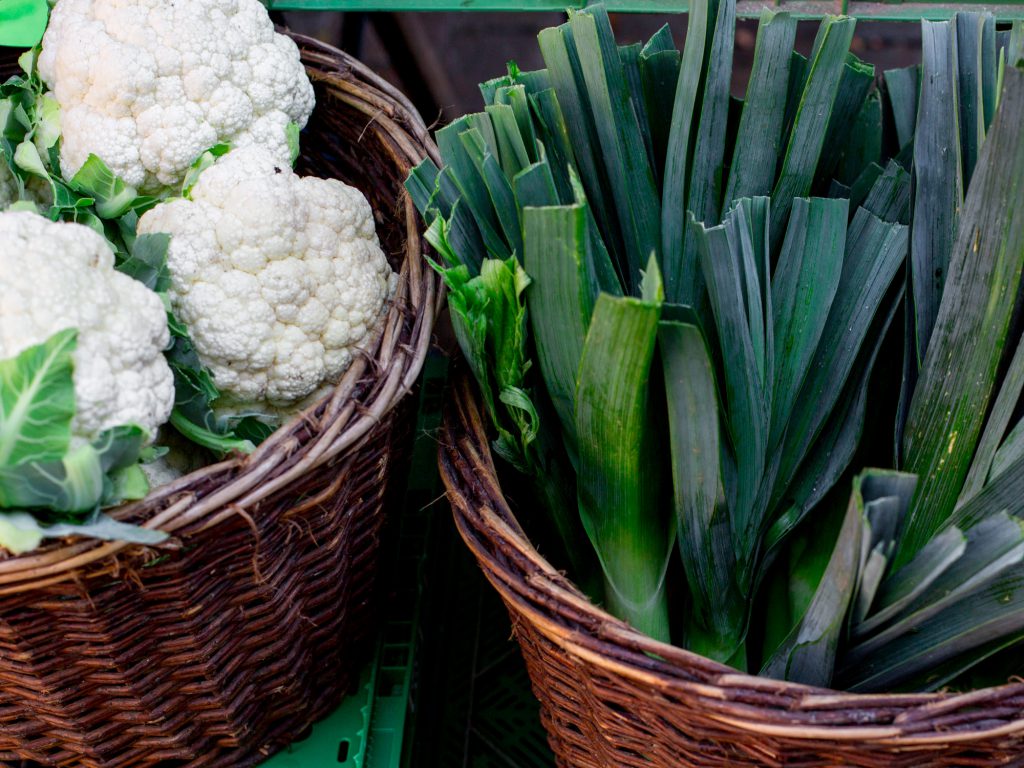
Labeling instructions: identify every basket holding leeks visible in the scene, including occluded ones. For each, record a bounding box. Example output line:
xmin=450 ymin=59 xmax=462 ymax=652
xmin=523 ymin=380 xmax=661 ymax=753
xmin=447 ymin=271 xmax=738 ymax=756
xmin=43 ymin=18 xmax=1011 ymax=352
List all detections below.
xmin=408 ymin=2 xmax=1024 ymax=693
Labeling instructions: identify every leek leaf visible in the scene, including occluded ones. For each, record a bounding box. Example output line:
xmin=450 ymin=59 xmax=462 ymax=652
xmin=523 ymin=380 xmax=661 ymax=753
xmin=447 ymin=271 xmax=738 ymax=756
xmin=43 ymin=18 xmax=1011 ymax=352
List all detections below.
xmin=899 ymin=66 xmax=1024 ymax=565
xmin=538 ymin=23 xmax=623 ymax=274
xmin=960 ymin=332 xmax=1024 ymax=502
xmin=569 ymin=7 xmax=661 ymax=290
xmin=661 ymin=0 xmax=717 ymax=304
xmin=842 ymin=566 xmax=1024 ymax=692
xmin=512 ymin=158 xmax=559 ymax=210
xmin=641 ymin=23 xmax=675 ymax=57
xmin=640 ymin=48 xmax=681 ymax=186
xmin=619 ymin=42 xmax=654 ymax=171
xmin=855 ymin=514 xmax=1024 ymax=646
xmin=835 ymin=91 xmax=883 ymax=186
xmin=486 ymin=103 xmax=531 ymax=181
xmin=405 ymin=160 xmax=485 ymax=273
xmin=861 ymin=160 xmax=911 ymax=224
xmin=695 ymin=201 xmax=770 ymax=562
xmin=780 ymin=51 xmax=808 ymax=143
xmin=768 ymin=197 xmax=848 ymax=452
xmin=575 ymin=268 xmax=670 ymax=641
xmin=909 ymin=20 xmax=964 ymax=365
xmin=816 ymin=55 xmax=876 ymax=186
xmin=955 ymin=14 xmax=996 ymax=182
xmin=524 ymin=204 xmax=589 ymax=458
xmin=638 ymin=25 xmax=679 ymax=183
xmin=770 ymin=17 xmax=855 ymax=247
xmin=567 ymin=168 xmax=623 ymax=299
xmin=511 ymin=66 xmax=553 ymax=99
xmin=773 ymin=207 xmax=907 ymax=499
xmin=480 ymin=73 xmax=511 ymax=107
xmin=990 ymin=416 xmax=1024 ymax=483
xmin=767 ymin=282 xmax=903 ymax=556
xmin=436 ymin=118 xmax=511 ymax=260
xmin=505 ymin=85 xmax=539 ymax=164
xmin=436 ymin=252 xmax=536 ymax=472
xmin=675 ymin=0 xmax=735 ymax=304
xmin=858 ymin=527 xmax=967 ymax=635
xmin=459 ymin=128 xmax=523 ymax=259
xmin=725 ymin=11 xmax=797 ymax=205
xmin=529 ymin=90 xmax=578 ymax=205
xmin=884 ymin=65 xmax=920 ymax=150
xmin=844 ymin=162 xmax=883 ymax=212
xmin=953 ymin=448 xmax=1024 ymax=533
xmin=661 ymin=320 xmax=743 ymax=661
xmin=849 ymin=472 xmax=919 ymax=626
xmin=761 ymin=479 xmax=862 ymax=686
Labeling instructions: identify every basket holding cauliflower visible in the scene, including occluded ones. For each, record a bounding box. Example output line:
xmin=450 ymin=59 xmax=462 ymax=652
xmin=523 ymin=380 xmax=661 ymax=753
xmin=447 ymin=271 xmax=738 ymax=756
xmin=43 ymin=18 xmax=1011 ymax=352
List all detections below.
xmin=0 ymin=0 xmax=397 ymax=554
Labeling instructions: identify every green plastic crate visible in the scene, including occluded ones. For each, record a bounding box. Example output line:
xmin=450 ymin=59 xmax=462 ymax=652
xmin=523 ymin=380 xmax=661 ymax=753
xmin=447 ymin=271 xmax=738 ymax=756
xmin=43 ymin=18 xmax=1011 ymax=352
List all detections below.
xmin=265 ymin=0 xmax=1024 ymax=22
xmin=261 ymin=666 xmax=375 ymax=768
xmin=405 ymin=499 xmax=556 ymax=768
xmin=260 ymin=356 xmax=446 ymax=768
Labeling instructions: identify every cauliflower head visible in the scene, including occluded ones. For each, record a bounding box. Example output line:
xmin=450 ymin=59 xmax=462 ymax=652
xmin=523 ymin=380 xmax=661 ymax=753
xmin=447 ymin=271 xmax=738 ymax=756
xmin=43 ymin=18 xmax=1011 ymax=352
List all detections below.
xmin=0 ymin=211 xmax=175 ymax=440
xmin=38 ymin=0 xmax=315 ymax=194
xmin=138 ymin=145 xmax=397 ymax=414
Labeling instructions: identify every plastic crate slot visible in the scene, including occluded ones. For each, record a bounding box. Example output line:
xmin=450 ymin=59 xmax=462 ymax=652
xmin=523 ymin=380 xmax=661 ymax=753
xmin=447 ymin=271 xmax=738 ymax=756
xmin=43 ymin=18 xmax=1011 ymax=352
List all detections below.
xmin=376 ymin=668 xmax=406 ymax=697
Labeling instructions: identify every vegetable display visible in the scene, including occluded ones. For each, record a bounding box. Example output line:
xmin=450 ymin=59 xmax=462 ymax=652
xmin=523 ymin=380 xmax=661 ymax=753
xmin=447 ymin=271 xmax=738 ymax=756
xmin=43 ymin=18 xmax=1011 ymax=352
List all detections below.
xmin=0 ymin=0 xmax=396 ymax=554
xmin=410 ymin=1 xmax=1024 ymax=693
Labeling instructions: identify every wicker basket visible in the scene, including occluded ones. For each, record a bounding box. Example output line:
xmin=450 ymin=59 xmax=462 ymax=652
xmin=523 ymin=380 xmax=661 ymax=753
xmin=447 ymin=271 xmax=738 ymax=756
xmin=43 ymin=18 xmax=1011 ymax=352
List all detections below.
xmin=440 ymin=370 xmax=1024 ymax=768
xmin=0 ymin=34 xmax=440 ymax=768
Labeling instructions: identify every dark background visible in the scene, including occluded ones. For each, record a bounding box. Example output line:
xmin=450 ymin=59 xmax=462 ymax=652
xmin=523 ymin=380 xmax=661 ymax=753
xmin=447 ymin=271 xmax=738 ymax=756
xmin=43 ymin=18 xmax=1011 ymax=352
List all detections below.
xmin=280 ymin=11 xmax=922 ymax=126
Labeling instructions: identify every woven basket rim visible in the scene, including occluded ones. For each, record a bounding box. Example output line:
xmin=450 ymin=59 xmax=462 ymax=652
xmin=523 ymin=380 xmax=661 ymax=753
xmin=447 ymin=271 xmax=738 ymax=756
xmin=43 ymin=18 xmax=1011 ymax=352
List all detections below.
xmin=441 ymin=369 xmax=1024 ymax=745
xmin=0 ymin=34 xmax=442 ymax=593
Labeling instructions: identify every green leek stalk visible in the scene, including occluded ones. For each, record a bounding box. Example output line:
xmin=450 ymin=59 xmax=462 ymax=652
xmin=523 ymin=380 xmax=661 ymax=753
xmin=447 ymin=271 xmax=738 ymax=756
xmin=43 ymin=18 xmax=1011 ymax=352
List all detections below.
xmin=575 ymin=263 xmax=672 ymax=641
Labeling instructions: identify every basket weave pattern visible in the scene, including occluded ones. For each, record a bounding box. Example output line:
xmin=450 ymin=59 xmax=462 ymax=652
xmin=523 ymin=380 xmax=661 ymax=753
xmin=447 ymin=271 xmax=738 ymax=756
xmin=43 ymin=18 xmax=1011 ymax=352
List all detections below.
xmin=0 ymin=35 xmax=439 ymax=768
xmin=441 ymin=372 xmax=1024 ymax=768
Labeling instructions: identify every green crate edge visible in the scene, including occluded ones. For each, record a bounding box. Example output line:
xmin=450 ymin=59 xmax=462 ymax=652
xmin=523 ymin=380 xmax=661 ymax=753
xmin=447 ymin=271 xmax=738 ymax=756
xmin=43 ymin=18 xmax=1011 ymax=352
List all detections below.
xmin=260 ymin=662 xmax=376 ymax=768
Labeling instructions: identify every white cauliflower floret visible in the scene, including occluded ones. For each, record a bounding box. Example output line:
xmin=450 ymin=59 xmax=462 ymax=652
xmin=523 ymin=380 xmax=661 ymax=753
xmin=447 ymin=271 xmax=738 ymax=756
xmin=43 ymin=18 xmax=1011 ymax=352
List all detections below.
xmin=0 ymin=211 xmax=175 ymax=440
xmin=137 ymin=145 xmax=397 ymax=414
xmin=38 ymin=0 xmax=315 ymax=194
